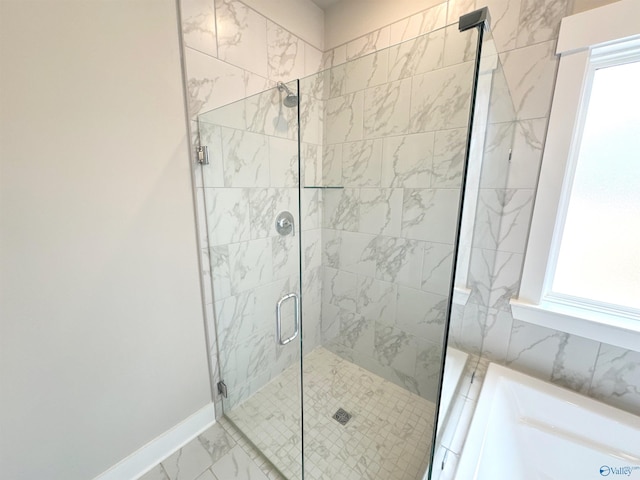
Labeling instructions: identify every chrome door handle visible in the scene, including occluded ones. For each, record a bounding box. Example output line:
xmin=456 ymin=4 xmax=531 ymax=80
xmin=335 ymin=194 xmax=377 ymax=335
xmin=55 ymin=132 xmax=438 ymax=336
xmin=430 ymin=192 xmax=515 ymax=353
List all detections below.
xmin=276 ymin=292 xmax=300 ymax=346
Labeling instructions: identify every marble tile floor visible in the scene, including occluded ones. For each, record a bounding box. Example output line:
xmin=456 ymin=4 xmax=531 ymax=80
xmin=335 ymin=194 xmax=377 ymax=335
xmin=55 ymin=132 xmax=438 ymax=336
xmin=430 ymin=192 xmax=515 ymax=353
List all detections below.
xmin=228 ymin=347 xmax=436 ymax=480
xmin=139 ymin=417 xmax=285 ymax=480
xmin=141 ymin=347 xmax=436 ymax=480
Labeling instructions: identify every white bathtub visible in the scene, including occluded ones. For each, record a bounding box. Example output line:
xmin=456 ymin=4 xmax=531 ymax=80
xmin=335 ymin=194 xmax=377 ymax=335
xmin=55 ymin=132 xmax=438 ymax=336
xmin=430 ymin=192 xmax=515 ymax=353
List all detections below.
xmin=455 ymin=363 xmax=640 ymax=480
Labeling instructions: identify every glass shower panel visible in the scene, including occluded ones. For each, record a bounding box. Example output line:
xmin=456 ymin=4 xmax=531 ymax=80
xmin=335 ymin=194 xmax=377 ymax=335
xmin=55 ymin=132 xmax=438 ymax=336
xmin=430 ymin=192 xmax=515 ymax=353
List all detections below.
xmin=429 ymin=27 xmax=518 ymax=480
xmin=197 ymin=81 xmax=304 ymax=479
xmin=299 ymin=23 xmax=480 ymax=480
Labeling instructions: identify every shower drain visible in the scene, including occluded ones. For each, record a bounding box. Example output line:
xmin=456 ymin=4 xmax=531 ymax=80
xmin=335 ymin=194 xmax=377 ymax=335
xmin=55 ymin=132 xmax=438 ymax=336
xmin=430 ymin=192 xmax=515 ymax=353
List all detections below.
xmin=332 ymin=408 xmax=352 ymax=425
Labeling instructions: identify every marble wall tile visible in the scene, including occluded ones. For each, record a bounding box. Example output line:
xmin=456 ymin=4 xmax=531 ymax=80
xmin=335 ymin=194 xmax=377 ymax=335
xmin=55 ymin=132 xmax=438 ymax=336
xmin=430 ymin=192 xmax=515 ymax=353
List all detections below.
xmin=346 ymin=26 xmax=391 ymax=61
xmin=325 ymin=91 xmax=364 ymax=144
xmin=322 ymin=266 xmax=357 ymax=312
xmin=304 ymin=42 xmax=324 ymax=76
xmin=301 ymin=188 xmax=321 ymax=231
xmin=382 ymin=132 xmax=434 ymax=188
xmin=478 ymin=308 xmax=513 ymax=362
xmin=327 ymin=63 xmax=346 ymax=99
xmin=322 ymin=188 xmax=359 ymax=231
xmin=229 ymin=238 xmax=273 ymax=294
xmin=342 ymin=139 xmax=383 ymax=187
xmin=401 ymin=188 xmax=460 ymax=243
xmin=446 ymin=0 xmax=476 ymax=24
xmin=248 ymin=188 xmax=298 ymax=240
xmin=301 ymin=298 xmax=322 ymax=350
xmin=506 ymin=320 xmax=600 ymax=394
xmin=322 ymin=144 xmax=342 ymax=185
xmin=302 ymin=143 xmax=322 ymax=187
xmin=473 ymin=189 xmax=534 ymax=253
xmin=200 ymin=247 xmax=214 ymax=305
xmin=375 ymin=236 xmax=424 ymax=288
xmin=220 ymin=127 xmax=269 ymax=187
xmin=185 ymin=47 xmax=245 ymax=117
xmin=301 ymin=227 xmax=322 ymax=271
xmin=338 ymin=231 xmax=378 ymax=277
xmin=480 ymin=0 xmax=521 ymax=52
xmin=508 ymin=118 xmax=546 ymax=189
xmin=500 ymin=41 xmax=558 ymax=120
xmin=421 ymin=241 xmax=454 ymax=295
xmin=410 ymin=62 xmax=474 ymax=133
xmin=363 ymin=78 xmax=412 ymax=138
xmin=415 ymin=338 xmax=445 ymax=402
xmin=478 ymin=121 xmax=515 ymax=189
xmin=516 ymin=0 xmax=570 ymax=48
xmin=198 ymin=123 xmax=225 ymax=188
xmin=358 ymin=188 xmax=403 ymax=237
xmin=432 ymin=128 xmax=466 ymax=188
xmin=443 ymin=25 xmax=476 ymax=68
xmin=345 ymin=50 xmax=389 ymax=94
xmin=357 ymin=276 xmax=397 ymax=325
xmin=389 ymin=3 xmax=447 ymax=45
xmin=467 ymin=247 xmax=496 ymax=308
xmin=300 ymin=92 xmax=324 ymax=146
xmin=388 ymin=30 xmax=445 ymax=81
xmin=245 ymin=87 xmax=297 ymax=140
xmin=321 ymin=229 xmax=341 ymax=269
xmin=486 ymin=66 xmax=517 ymax=128
xmin=266 ymin=21 xmax=304 ymax=82
xmin=487 ymin=251 xmax=523 ymax=311
xmin=272 ymin=235 xmax=298 ymax=281
xmin=396 ymin=286 xmax=447 ymax=341
xmin=243 ymin=71 xmax=272 ymax=99
xmin=302 ymin=266 xmax=322 ymax=305
xmin=458 ymin=302 xmax=485 ymax=354
xmin=336 ymin=310 xmax=374 ymax=354
xmin=209 ymin=245 xmax=232 ymax=301
xmin=215 ymin=0 xmax=268 ymax=77
xmin=205 ymin=187 xmax=251 ymax=246
xmin=180 ymin=0 xmax=217 ymax=57
xmin=322 ymin=44 xmax=347 ymax=70
xmin=374 ymin=322 xmax=417 ymax=377
xmin=268 ymin=136 xmax=298 ymax=188
xmin=589 ymin=345 xmax=640 ymax=415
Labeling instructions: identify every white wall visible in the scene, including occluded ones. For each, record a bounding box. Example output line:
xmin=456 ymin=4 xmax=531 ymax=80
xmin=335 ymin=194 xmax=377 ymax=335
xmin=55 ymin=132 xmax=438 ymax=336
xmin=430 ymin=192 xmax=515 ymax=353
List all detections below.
xmin=0 ymin=1 xmax=212 ymax=479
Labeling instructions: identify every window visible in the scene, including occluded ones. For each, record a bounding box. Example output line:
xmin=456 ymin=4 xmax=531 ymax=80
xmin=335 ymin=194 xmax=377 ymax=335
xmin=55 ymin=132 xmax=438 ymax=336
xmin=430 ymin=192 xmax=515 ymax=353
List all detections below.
xmin=511 ymin=0 xmax=640 ymax=353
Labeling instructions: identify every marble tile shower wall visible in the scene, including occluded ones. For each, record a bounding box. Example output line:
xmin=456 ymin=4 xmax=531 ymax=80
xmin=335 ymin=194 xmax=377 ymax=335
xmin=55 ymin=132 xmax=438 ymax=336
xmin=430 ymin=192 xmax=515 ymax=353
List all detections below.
xmin=443 ymin=0 xmax=640 ymax=416
xmin=179 ymin=0 xmax=325 ymax=412
xmin=319 ymin=21 xmax=477 ymax=403
xmin=179 ymin=0 xmax=640 ymax=418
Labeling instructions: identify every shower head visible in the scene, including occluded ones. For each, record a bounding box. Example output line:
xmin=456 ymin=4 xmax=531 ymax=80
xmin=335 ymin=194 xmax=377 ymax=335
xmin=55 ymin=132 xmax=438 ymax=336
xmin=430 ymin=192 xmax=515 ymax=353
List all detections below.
xmin=276 ymin=81 xmax=298 ymax=108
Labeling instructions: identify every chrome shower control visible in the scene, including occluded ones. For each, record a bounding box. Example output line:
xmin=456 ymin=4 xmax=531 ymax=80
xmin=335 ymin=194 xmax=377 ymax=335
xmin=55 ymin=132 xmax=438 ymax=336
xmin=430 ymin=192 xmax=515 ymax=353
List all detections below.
xmin=275 ymin=211 xmax=295 ymax=236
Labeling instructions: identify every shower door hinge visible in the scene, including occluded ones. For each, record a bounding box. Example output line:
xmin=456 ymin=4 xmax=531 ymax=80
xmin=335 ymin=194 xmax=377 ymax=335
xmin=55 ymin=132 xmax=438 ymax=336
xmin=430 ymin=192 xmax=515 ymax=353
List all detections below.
xmin=217 ymin=380 xmax=228 ymax=399
xmin=197 ymin=145 xmax=209 ymax=165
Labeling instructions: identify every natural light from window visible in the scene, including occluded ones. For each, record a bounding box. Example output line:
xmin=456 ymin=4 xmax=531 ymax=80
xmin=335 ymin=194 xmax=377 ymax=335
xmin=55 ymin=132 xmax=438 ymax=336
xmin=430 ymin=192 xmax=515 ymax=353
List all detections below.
xmin=551 ymin=60 xmax=640 ymax=311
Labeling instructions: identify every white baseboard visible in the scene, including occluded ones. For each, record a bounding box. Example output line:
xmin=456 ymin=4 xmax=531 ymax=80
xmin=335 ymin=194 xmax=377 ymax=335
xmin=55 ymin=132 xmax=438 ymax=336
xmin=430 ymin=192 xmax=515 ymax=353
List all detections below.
xmin=94 ymin=403 xmax=216 ymax=480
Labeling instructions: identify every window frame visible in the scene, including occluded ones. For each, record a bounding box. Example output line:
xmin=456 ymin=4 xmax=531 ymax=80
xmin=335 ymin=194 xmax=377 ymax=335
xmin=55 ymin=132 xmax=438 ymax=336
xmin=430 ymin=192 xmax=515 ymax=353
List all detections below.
xmin=511 ymin=0 xmax=640 ymax=353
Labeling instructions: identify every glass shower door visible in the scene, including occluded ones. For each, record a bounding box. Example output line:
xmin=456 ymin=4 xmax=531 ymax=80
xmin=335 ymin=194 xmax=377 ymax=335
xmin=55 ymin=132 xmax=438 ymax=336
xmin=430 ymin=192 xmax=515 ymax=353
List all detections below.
xmin=197 ymin=81 xmax=304 ymax=479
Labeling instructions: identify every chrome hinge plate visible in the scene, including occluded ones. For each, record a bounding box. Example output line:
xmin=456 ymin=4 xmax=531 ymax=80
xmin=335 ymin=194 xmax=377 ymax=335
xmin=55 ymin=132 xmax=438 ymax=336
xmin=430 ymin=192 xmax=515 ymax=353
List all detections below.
xmin=217 ymin=380 xmax=228 ymax=399
xmin=197 ymin=145 xmax=209 ymax=165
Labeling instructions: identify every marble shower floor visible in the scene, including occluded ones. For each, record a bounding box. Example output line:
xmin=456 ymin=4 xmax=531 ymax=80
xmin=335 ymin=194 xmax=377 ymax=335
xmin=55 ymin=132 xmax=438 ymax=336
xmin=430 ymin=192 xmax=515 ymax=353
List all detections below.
xmin=227 ymin=347 xmax=436 ymax=480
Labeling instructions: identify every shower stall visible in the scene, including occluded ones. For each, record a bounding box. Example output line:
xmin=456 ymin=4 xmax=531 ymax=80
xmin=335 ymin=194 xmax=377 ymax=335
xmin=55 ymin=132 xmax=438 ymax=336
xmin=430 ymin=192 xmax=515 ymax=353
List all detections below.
xmin=195 ymin=11 xmax=499 ymax=480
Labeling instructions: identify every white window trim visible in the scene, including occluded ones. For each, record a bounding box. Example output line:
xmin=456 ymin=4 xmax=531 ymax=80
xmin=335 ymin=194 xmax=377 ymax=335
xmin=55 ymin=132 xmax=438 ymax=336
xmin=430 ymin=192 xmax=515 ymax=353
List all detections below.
xmin=511 ymin=0 xmax=640 ymax=353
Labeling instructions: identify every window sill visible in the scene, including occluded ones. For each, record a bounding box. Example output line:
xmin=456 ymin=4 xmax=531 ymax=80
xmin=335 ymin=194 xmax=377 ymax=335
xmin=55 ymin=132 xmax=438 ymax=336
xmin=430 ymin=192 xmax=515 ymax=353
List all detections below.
xmin=510 ymin=298 xmax=640 ymax=353
xmin=453 ymin=286 xmax=471 ymax=306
